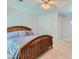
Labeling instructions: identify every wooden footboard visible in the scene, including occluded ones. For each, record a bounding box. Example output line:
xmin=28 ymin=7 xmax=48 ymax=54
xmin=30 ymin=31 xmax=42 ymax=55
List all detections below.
xmin=19 ymin=35 xmax=53 ymax=59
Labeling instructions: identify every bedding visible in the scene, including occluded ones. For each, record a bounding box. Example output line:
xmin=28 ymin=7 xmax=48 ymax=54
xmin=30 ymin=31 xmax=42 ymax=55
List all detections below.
xmin=7 ymin=31 xmax=20 ymax=39
xmin=7 ymin=35 xmax=39 ymax=59
xmin=7 ymin=30 xmax=33 ymax=39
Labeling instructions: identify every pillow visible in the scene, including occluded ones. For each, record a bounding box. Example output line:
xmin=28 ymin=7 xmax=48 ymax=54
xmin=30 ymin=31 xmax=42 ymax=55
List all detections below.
xmin=7 ymin=31 xmax=20 ymax=39
xmin=20 ymin=30 xmax=33 ymax=36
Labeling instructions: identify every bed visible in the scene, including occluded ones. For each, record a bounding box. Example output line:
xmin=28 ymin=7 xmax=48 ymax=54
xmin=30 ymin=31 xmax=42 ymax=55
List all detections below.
xmin=7 ymin=26 xmax=53 ymax=59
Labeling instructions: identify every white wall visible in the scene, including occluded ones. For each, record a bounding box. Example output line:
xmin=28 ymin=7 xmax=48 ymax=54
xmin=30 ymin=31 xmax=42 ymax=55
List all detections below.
xmin=8 ymin=10 xmax=60 ymax=40
xmin=7 ymin=10 xmax=38 ymax=34
xmin=38 ymin=13 xmax=72 ymax=41
xmin=62 ymin=16 xmax=72 ymax=41
xmin=57 ymin=14 xmax=62 ymax=40
xmin=38 ymin=13 xmax=60 ymax=40
xmin=8 ymin=9 xmax=72 ymax=41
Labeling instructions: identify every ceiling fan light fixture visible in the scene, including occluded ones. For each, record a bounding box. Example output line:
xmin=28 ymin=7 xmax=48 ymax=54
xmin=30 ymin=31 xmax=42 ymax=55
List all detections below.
xmin=41 ymin=3 xmax=51 ymax=10
xmin=40 ymin=0 xmax=54 ymax=10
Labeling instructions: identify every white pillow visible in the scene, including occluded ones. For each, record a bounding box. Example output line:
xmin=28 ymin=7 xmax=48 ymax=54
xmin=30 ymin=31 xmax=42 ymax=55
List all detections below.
xmin=20 ymin=30 xmax=33 ymax=36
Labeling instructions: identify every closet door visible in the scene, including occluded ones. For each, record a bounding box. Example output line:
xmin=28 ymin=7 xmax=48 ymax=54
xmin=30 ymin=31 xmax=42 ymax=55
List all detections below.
xmin=38 ymin=13 xmax=58 ymax=40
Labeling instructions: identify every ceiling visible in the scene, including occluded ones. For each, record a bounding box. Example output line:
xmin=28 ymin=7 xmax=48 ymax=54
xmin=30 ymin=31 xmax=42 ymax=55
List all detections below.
xmin=7 ymin=0 xmax=72 ymax=16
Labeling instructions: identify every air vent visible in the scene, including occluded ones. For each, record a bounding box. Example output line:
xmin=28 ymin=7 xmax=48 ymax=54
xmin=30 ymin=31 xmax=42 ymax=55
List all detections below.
xmin=19 ymin=0 xmax=23 ymax=2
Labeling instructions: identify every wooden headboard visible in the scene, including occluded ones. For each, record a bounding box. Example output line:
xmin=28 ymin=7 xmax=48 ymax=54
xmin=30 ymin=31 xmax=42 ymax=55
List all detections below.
xmin=7 ymin=26 xmax=32 ymax=32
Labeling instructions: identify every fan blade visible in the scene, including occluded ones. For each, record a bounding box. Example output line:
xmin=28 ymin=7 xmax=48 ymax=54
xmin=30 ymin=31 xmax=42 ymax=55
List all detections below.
xmin=48 ymin=0 xmax=56 ymax=4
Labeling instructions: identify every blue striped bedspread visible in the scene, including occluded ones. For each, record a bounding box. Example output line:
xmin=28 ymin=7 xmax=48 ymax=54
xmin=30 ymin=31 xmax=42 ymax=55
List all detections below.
xmin=7 ymin=35 xmax=38 ymax=59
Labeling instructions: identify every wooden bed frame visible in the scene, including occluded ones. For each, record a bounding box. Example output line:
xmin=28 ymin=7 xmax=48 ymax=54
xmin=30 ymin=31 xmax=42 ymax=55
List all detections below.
xmin=7 ymin=26 xmax=53 ymax=59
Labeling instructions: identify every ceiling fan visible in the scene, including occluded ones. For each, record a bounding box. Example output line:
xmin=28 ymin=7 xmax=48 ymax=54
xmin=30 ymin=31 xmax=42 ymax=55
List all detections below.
xmin=36 ymin=0 xmax=65 ymax=10
xmin=19 ymin=0 xmax=65 ymax=10
xmin=39 ymin=0 xmax=56 ymax=10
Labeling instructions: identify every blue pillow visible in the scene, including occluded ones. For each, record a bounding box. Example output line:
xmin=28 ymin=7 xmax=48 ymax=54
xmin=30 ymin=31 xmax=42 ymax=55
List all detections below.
xmin=7 ymin=31 xmax=20 ymax=39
